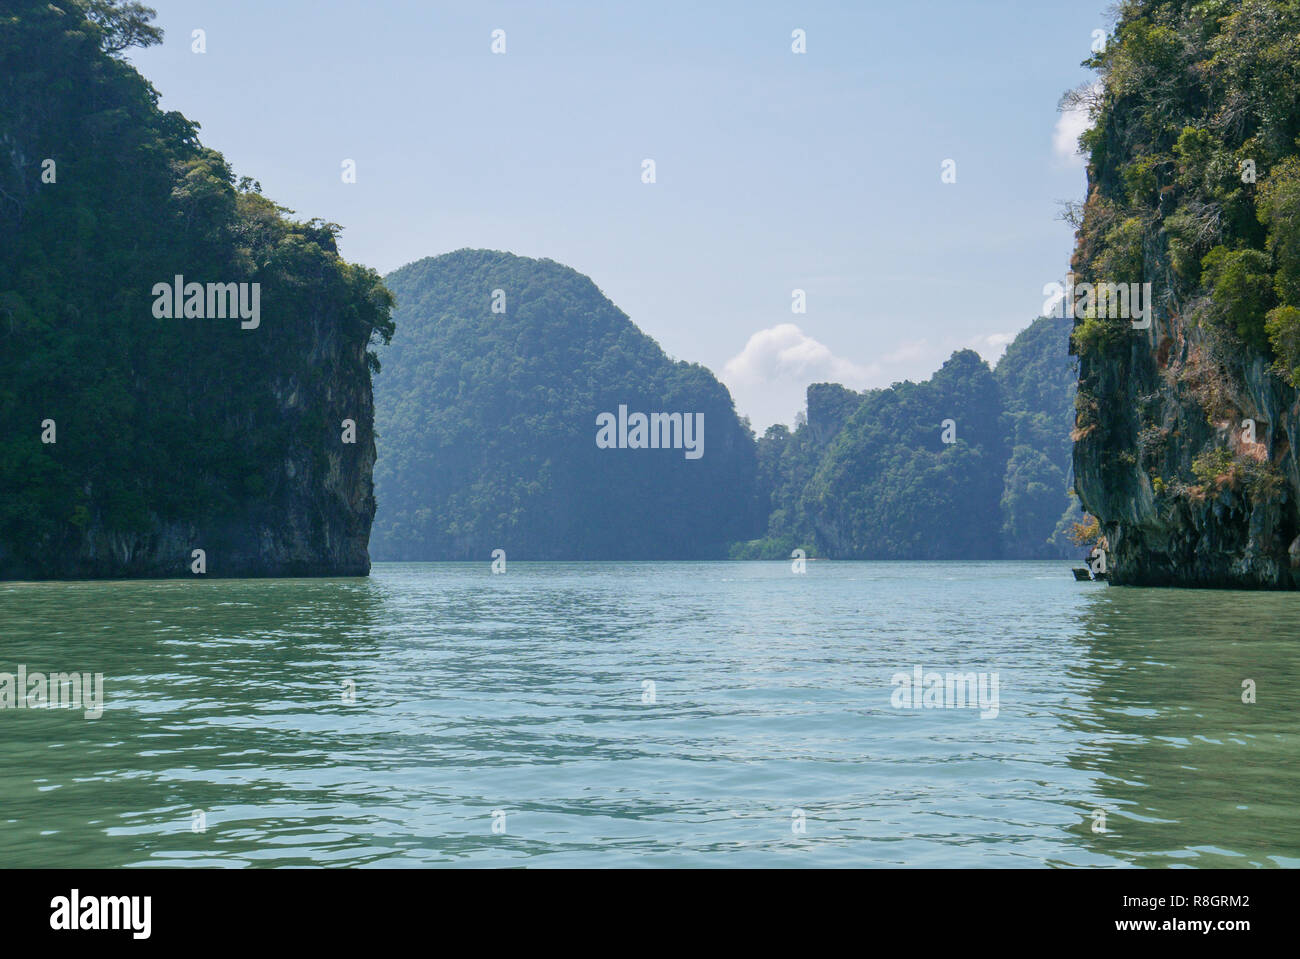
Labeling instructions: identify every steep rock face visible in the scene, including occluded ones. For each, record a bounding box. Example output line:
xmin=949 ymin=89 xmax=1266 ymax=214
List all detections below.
xmin=0 ymin=285 xmax=383 ymax=581
xmin=1068 ymin=0 xmax=1300 ymax=588
xmin=0 ymin=1 xmax=392 ymax=579
xmin=31 ymin=335 xmax=381 ymax=580
xmin=805 ymin=383 xmax=863 ymax=447
xmin=1074 ymin=306 xmax=1300 ymax=588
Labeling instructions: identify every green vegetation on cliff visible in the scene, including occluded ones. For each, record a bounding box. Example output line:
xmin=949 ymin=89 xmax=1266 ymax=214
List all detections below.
xmin=1070 ymin=0 xmax=1300 ymax=586
xmin=0 ymin=1 xmax=394 ymax=578
xmin=1071 ymin=0 xmax=1300 ymax=371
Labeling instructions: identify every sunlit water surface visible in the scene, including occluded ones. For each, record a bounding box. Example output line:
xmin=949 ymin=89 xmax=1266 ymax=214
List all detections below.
xmin=1 ymin=561 xmax=1296 ymax=867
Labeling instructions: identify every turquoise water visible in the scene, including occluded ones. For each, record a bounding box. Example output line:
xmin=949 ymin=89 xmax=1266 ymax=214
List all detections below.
xmin=1 ymin=561 xmax=1297 ymax=867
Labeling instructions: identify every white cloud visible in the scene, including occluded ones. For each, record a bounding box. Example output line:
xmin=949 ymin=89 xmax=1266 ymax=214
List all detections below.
xmin=722 ymin=325 xmax=1031 ymax=431
xmin=722 ymin=324 xmax=927 ymax=431
xmin=723 ymin=323 xmax=872 ymax=389
xmin=971 ymin=331 xmax=1015 ymax=362
xmin=1053 ymin=83 xmax=1100 ymax=165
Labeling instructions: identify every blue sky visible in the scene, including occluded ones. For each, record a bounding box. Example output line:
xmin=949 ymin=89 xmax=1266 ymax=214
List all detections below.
xmin=128 ymin=0 xmax=1103 ymax=429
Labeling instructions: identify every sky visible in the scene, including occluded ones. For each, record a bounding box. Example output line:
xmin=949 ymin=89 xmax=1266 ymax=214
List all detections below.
xmin=128 ymin=0 xmax=1104 ymax=430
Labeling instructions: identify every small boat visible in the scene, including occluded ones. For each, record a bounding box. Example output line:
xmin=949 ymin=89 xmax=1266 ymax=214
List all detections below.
xmin=1076 ymin=543 xmax=1109 ymax=582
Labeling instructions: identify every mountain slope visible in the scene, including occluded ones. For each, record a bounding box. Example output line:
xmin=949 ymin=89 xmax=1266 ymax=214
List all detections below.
xmin=372 ymin=250 xmax=759 ymax=560
xmin=996 ymin=314 xmax=1079 ymax=558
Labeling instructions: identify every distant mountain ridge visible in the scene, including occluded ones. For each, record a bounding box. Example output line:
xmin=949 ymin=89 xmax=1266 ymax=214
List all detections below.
xmin=371 ymin=250 xmax=761 ymax=560
xmin=373 ymin=249 xmax=1078 ymax=562
xmin=734 ymin=315 xmax=1079 ymax=560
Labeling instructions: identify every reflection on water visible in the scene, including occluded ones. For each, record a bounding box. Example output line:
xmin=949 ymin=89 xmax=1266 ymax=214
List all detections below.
xmin=1067 ymin=588 xmax=1300 ymax=867
xmin=0 ymin=563 xmax=1296 ymax=867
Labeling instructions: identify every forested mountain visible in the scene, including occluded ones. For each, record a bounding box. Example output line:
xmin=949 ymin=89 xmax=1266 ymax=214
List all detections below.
xmin=0 ymin=1 xmax=394 ymax=578
xmin=371 ymin=250 xmax=761 ymax=559
xmin=734 ymin=316 xmax=1078 ymax=560
xmin=1070 ymin=0 xmax=1300 ymax=587
xmin=372 ymin=245 xmax=1077 ymax=564
xmin=997 ymin=315 xmax=1082 ymax=557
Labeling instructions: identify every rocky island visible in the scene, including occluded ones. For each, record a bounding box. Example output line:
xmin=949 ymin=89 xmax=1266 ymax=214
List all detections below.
xmin=0 ymin=1 xmax=394 ymax=578
xmin=1070 ymin=0 xmax=1300 ymax=587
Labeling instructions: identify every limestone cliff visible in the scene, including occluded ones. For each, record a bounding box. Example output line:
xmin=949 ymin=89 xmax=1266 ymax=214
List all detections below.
xmin=1069 ymin=0 xmax=1300 ymax=588
xmin=0 ymin=0 xmax=393 ymax=579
